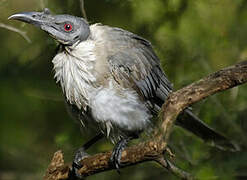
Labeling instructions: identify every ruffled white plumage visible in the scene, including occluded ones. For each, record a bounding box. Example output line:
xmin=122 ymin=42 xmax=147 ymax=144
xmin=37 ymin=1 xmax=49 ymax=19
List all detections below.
xmin=52 ymin=25 xmax=151 ymax=141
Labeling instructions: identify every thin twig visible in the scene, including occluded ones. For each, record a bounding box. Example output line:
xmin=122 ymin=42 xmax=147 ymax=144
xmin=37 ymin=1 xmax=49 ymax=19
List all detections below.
xmin=0 ymin=0 xmax=7 ymax=6
xmin=156 ymin=157 xmax=194 ymax=180
xmin=40 ymin=0 xmax=45 ymax=9
xmin=80 ymin=0 xmax=88 ymax=20
xmin=0 ymin=23 xmax=31 ymax=43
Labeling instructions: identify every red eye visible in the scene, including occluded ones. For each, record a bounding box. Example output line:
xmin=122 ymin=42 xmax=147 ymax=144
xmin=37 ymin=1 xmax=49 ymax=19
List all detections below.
xmin=64 ymin=24 xmax=72 ymax=31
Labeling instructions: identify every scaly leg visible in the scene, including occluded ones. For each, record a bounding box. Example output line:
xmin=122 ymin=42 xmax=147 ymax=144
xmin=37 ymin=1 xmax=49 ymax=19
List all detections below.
xmin=70 ymin=133 xmax=104 ymax=179
xmin=110 ymin=134 xmax=138 ymax=172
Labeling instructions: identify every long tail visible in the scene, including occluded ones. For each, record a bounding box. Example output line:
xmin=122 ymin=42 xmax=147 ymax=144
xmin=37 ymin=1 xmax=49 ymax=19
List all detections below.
xmin=175 ymin=109 xmax=239 ymax=152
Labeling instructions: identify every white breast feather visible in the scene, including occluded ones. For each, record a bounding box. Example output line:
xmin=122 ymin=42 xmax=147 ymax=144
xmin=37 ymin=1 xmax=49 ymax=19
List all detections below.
xmin=90 ymin=81 xmax=151 ymax=140
xmin=52 ymin=40 xmax=97 ymax=109
xmin=52 ymin=24 xmax=151 ymax=140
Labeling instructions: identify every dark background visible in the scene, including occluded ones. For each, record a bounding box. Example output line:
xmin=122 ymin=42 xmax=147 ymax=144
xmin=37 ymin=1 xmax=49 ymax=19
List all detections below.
xmin=1 ymin=0 xmax=247 ymax=179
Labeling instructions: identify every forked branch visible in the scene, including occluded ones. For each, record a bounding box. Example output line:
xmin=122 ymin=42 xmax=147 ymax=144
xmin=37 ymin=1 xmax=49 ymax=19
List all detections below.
xmin=44 ymin=61 xmax=247 ymax=180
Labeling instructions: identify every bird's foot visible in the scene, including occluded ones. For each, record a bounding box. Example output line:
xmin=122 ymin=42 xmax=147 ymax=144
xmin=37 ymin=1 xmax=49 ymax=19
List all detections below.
xmin=69 ymin=147 xmax=89 ymax=179
xmin=110 ymin=138 xmax=129 ymax=173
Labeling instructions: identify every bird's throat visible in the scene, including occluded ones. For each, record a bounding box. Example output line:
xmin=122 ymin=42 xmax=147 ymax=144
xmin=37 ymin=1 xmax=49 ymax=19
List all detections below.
xmin=52 ymin=40 xmax=97 ymax=110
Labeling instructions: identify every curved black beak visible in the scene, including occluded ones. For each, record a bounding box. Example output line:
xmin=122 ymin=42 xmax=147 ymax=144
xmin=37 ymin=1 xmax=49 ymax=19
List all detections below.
xmin=8 ymin=8 xmax=51 ymax=27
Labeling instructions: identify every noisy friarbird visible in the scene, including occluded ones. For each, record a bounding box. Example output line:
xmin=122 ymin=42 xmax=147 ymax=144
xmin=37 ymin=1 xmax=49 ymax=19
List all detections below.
xmin=9 ymin=8 xmax=238 ymax=178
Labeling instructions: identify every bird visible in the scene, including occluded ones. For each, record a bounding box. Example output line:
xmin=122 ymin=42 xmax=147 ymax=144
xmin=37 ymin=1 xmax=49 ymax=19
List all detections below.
xmin=9 ymin=8 xmax=238 ymax=178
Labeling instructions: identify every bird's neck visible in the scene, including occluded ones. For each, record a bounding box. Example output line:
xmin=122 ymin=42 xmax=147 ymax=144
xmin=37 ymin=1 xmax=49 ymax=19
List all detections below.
xmin=52 ymin=40 xmax=97 ymax=110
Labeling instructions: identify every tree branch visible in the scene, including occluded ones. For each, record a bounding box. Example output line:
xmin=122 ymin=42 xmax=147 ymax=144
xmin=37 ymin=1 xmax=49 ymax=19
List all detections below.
xmin=156 ymin=157 xmax=194 ymax=180
xmin=79 ymin=0 xmax=87 ymax=20
xmin=40 ymin=0 xmax=45 ymax=9
xmin=44 ymin=61 xmax=247 ymax=180
xmin=159 ymin=61 xmax=247 ymax=141
xmin=0 ymin=23 xmax=31 ymax=43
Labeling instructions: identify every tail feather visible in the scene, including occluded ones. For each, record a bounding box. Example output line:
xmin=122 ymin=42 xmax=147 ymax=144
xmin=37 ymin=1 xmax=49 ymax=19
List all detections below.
xmin=176 ymin=109 xmax=240 ymax=152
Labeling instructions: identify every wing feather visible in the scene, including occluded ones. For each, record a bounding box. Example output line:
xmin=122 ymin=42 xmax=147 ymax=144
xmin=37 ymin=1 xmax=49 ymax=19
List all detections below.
xmin=106 ymin=27 xmax=173 ymax=111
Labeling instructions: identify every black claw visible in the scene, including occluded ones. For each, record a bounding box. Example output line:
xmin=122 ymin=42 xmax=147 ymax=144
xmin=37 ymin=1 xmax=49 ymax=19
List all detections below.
xmin=110 ymin=138 xmax=130 ymax=172
xmin=69 ymin=133 xmax=104 ymax=179
xmin=69 ymin=147 xmax=89 ymax=179
xmin=70 ymin=162 xmax=83 ymax=179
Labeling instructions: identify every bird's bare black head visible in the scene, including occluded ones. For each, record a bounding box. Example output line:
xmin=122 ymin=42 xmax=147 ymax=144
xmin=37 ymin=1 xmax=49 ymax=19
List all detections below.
xmin=9 ymin=8 xmax=90 ymax=46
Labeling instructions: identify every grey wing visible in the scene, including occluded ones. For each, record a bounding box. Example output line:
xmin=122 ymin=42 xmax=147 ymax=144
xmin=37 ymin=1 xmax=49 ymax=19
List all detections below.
xmin=105 ymin=28 xmax=239 ymax=152
xmin=107 ymin=27 xmax=173 ymax=114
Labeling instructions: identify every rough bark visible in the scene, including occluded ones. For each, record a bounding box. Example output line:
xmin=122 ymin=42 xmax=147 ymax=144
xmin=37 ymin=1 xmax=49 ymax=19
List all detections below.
xmin=44 ymin=61 xmax=247 ymax=180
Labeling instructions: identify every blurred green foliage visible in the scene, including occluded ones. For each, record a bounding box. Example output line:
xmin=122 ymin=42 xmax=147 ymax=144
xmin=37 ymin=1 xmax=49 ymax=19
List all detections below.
xmin=0 ymin=0 xmax=247 ymax=179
